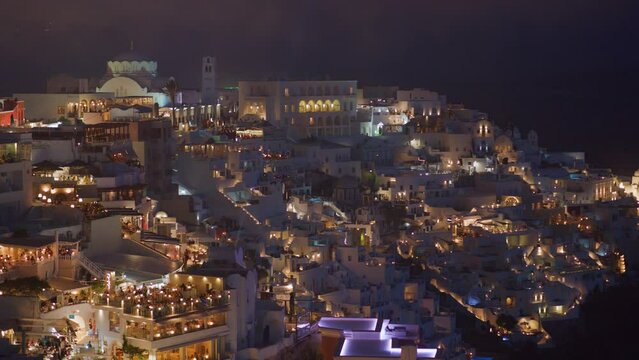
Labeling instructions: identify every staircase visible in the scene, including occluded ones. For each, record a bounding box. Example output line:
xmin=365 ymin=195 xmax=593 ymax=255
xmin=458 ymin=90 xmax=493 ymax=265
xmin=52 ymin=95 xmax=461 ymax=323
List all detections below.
xmin=76 ymin=253 xmax=105 ymax=279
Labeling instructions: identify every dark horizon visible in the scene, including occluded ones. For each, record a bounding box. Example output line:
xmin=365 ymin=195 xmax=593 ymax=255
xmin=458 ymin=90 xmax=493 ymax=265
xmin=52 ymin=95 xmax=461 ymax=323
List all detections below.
xmin=2 ymin=0 xmax=638 ymax=173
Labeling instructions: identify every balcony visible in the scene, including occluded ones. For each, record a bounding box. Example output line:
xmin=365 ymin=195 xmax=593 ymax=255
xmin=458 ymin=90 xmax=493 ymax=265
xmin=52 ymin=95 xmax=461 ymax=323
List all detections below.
xmin=125 ymin=311 xmax=227 ymax=341
xmin=93 ymin=285 xmax=229 ymax=320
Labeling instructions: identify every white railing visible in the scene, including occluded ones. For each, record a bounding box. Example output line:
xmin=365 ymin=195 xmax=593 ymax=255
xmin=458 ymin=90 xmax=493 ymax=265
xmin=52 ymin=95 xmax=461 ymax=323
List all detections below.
xmin=76 ymin=253 xmax=105 ymax=279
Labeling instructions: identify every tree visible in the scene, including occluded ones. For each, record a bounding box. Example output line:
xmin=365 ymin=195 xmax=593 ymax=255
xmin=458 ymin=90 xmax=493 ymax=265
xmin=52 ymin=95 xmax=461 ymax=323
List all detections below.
xmin=0 ymin=277 xmax=50 ymax=296
xmin=82 ymin=202 xmax=105 ymax=220
xmin=496 ymin=313 xmax=517 ymax=331
xmin=164 ymin=77 xmax=179 ymax=127
xmin=122 ymin=335 xmax=147 ymax=360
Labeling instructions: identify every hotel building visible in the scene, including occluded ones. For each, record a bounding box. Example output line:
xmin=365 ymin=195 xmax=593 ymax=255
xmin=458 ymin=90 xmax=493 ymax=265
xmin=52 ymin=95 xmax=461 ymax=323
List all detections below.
xmin=238 ymin=80 xmax=357 ymax=138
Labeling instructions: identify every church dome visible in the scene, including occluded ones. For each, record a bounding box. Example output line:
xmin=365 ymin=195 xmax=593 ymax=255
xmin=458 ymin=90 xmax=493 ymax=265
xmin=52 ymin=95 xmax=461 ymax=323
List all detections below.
xmin=107 ymin=50 xmax=158 ymax=79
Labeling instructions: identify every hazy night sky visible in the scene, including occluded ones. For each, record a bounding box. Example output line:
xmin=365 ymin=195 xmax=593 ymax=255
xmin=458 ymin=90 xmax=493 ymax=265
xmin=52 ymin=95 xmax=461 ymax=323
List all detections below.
xmin=1 ymin=0 xmax=638 ymax=172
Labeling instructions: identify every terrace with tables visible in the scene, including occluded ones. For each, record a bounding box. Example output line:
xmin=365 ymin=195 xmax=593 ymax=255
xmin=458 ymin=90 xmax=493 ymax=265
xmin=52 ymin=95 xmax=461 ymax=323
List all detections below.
xmin=93 ymin=280 xmax=229 ymax=341
xmin=0 ymin=235 xmax=57 ymax=280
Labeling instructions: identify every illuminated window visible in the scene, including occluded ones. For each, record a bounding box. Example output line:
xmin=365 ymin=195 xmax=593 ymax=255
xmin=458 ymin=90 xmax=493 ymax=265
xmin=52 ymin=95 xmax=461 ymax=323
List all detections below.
xmin=309 ymin=117 xmax=315 ymax=126
xmin=298 ymin=101 xmax=307 ymax=113
xmin=284 ymin=105 xmax=288 ymax=112
xmin=349 ymin=87 xmax=354 ymax=95
xmin=307 ymin=100 xmax=315 ymax=112
xmin=284 ymin=88 xmax=290 ymax=96
xmin=332 ymin=100 xmax=341 ymax=112
xmin=316 ymin=100 xmax=324 ymax=112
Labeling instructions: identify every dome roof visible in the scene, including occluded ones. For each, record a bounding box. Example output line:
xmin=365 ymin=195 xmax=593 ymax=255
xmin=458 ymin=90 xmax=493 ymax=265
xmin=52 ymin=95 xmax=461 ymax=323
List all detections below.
xmin=112 ymin=50 xmax=154 ymax=62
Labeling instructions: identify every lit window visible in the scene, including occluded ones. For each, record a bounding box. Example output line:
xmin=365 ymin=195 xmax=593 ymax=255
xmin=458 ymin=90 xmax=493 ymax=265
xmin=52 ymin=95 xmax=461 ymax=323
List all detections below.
xmin=284 ymin=88 xmax=290 ymax=96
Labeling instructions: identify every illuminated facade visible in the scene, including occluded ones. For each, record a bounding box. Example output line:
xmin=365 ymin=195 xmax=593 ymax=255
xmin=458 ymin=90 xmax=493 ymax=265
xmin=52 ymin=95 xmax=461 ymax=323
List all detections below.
xmin=0 ymin=98 xmax=25 ymax=127
xmin=238 ymin=80 xmax=357 ymax=138
xmin=94 ymin=273 xmax=230 ymax=360
xmin=96 ymin=51 xmax=171 ymax=107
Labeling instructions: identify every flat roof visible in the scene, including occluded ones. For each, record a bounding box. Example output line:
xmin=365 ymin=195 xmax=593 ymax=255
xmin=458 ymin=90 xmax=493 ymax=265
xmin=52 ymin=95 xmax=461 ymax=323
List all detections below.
xmin=0 ymin=236 xmax=55 ymax=248
xmin=90 ymin=253 xmax=181 ymax=281
xmin=48 ymin=277 xmax=89 ymax=291
xmin=318 ymin=317 xmax=380 ymax=332
xmin=339 ymin=338 xmax=437 ymax=359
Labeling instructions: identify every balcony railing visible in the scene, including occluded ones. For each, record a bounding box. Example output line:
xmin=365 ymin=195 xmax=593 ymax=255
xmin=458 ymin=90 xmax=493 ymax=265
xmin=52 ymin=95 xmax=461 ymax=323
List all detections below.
xmin=93 ymin=291 xmax=229 ymax=320
xmin=126 ymin=312 xmax=226 ymax=341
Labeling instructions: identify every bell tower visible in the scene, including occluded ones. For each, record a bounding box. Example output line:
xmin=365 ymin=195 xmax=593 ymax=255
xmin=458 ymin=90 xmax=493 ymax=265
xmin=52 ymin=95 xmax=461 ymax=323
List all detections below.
xmin=201 ymin=56 xmax=216 ymax=105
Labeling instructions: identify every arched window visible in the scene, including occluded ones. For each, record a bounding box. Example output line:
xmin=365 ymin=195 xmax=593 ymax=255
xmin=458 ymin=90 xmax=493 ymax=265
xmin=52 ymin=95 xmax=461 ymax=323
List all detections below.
xmin=321 ymin=101 xmax=328 ymax=112
xmin=333 ymin=100 xmax=341 ymax=112
xmin=318 ymin=117 xmax=324 ymax=126
xmin=326 ymin=117 xmax=333 ymax=126
xmin=298 ymin=100 xmax=307 ymax=113
xmin=309 ymin=117 xmax=315 ymax=126
xmin=307 ymin=100 xmax=315 ymax=112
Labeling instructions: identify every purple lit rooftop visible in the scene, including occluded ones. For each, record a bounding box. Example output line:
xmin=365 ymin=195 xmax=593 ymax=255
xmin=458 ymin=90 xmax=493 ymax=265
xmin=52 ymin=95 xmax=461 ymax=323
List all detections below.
xmin=318 ymin=317 xmax=380 ymax=332
xmin=339 ymin=339 xmax=437 ymax=359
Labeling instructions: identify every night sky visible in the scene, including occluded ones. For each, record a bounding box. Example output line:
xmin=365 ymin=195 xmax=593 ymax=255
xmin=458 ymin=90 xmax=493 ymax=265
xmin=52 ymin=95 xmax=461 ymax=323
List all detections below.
xmin=1 ymin=0 xmax=638 ymax=173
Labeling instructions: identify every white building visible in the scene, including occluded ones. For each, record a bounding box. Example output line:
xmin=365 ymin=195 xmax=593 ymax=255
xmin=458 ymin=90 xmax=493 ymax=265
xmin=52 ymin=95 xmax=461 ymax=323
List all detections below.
xmin=238 ymin=80 xmax=357 ymax=138
xmin=0 ymin=130 xmax=32 ymax=224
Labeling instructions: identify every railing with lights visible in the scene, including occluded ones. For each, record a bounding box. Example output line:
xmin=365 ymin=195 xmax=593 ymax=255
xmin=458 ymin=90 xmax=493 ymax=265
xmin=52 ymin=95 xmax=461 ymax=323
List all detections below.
xmin=125 ymin=312 xmax=226 ymax=341
xmin=93 ymin=286 xmax=229 ymax=320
